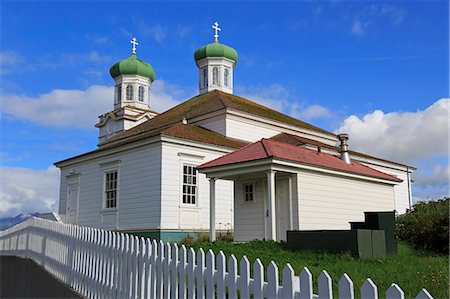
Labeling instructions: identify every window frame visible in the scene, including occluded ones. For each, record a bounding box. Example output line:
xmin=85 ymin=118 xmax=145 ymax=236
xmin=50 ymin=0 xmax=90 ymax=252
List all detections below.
xmin=224 ymin=68 xmax=230 ymax=87
xmin=116 ymin=85 xmax=122 ymax=103
xmin=138 ymin=85 xmax=144 ymax=102
xmin=104 ymin=171 xmax=118 ymax=209
xmin=202 ymin=67 xmax=208 ymax=88
xmin=126 ymin=84 xmax=133 ymax=101
xmin=242 ymin=182 xmax=255 ymax=204
xmin=212 ymin=66 xmax=219 ymax=86
xmin=181 ymin=164 xmax=198 ymax=206
xmin=100 ymin=160 xmax=121 ymax=212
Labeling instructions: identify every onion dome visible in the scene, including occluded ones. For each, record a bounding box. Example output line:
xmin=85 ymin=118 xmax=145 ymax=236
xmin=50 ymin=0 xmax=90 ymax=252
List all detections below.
xmin=194 ymin=42 xmax=238 ymax=63
xmin=109 ymin=54 xmax=156 ymax=82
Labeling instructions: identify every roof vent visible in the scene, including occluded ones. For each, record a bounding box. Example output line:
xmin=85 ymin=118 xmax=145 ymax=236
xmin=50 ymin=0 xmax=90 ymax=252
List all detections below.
xmin=337 ymin=133 xmax=351 ymax=164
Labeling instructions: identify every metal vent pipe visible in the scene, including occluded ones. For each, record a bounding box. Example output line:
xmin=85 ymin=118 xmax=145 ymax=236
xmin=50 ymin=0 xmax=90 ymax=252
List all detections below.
xmin=337 ymin=133 xmax=351 ymax=164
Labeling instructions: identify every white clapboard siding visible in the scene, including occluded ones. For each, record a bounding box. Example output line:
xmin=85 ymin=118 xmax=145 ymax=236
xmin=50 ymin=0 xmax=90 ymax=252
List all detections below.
xmin=297 ymin=170 xmax=395 ymax=230
xmin=160 ymin=141 xmax=234 ymax=231
xmin=58 ymin=143 xmax=162 ymax=231
xmin=0 ymin=217 xmax=435 ymax=299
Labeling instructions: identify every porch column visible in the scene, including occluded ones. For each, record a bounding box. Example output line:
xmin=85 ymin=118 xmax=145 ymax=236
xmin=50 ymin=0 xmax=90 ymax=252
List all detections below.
xmin=209 ymin=178 xmax=217 ymax=241
xmin=266 ymin=170 xmax=277 ymax=241
xmin=288 ymin=176 xmax=293 ymax=230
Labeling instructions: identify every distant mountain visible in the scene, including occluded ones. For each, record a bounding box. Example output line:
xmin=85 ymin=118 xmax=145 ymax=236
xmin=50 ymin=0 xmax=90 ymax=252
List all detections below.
xmin=0 ymin=213 xmax=40 ymax=231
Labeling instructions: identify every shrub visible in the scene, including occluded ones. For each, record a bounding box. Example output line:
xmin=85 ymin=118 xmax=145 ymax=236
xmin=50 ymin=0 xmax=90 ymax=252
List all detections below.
xmin=396 ymin=198 xmax=449 ymax=254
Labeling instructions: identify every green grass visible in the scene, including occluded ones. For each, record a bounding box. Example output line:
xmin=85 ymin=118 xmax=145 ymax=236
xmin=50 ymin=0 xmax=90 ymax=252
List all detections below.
xmin=185 ymin=240 xmax=448 ymax=298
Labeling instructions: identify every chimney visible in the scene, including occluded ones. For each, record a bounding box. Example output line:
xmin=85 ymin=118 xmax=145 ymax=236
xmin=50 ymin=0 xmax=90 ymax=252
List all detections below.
xmin=337 ymin=133 xmax=351 ymax=164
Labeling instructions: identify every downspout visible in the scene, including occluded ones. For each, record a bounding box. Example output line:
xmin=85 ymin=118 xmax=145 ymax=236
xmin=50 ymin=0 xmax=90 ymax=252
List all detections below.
xmin=407 ymin=166 xmax=412 ymax=210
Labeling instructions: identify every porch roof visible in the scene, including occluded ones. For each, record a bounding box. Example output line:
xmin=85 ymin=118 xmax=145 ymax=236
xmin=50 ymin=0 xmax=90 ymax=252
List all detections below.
xmin=197 ymin=139 xmax=402 ymax=183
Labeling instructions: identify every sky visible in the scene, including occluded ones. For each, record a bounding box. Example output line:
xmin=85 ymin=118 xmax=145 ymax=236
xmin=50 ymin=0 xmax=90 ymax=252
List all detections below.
xmin=0 ymin=0 xmax=448 ymax=218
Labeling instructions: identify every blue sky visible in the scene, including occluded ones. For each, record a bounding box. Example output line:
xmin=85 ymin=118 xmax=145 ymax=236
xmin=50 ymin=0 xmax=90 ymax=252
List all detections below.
xmin=0 ymin=1 xmax=448 ymax=217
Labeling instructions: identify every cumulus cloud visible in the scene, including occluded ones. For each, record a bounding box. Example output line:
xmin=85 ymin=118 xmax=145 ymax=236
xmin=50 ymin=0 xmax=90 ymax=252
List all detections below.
xmin=0 ymin=166 xmax=60 ymax=218
xmin=237 ymin=84 xmax=332 ymax=121
xmin=0 ymin=85 xmax=112 ymax=128
xmin=0 ymin=80 xmax=190 ymax=128
xmin=336 ymin=98 xmax=449 ymax=164
xmin=336 ymin=98 xmax=449 ymax=202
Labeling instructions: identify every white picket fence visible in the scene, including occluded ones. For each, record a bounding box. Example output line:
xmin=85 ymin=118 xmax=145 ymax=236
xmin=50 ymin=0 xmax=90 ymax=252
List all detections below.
xmin=0 ymin=217 xmax=434 ymax=299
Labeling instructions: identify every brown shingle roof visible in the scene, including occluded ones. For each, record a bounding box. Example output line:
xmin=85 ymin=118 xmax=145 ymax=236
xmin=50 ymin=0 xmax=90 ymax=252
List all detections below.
xmin=270 ymin=132 xmax=415 ymax=169
xmin=54 ymin=124 xmax=248 ymax=166
xmin=100 ymin=90 xmax=335 ymax=147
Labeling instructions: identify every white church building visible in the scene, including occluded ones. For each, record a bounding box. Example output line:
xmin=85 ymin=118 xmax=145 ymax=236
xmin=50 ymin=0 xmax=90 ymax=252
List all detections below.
xmin=55 ymin=25 xmax=415 ymax=242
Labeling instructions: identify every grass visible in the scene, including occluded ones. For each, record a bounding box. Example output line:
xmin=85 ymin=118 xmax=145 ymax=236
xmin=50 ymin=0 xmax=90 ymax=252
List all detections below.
xmin=184 ymin=240 xmax=448 ymax=299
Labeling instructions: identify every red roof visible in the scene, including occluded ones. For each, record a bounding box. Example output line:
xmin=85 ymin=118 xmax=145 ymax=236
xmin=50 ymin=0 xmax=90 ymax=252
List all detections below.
xmin=197 ymin=139 xmax=402 ymax=182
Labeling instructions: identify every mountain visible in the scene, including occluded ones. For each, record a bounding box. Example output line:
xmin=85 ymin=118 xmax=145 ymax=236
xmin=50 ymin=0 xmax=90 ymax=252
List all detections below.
xmin=0 ymin=213 xmax=40 ymax=231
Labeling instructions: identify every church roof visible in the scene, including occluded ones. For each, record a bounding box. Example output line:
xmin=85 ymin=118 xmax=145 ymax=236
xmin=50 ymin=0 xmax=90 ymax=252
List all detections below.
xmin=197 ymin=138 xmax=403 ymax=183
xmin=271 ymin=132 xmax=415 ymax=169
xmin=194 ymin=42 xmax=238 ymax=63
xmin=110 ymin=54 xmax=156 ymax=82
xmin=101 ymin=90 xmax=335 ymax=147
xmin=54 ymin=123 xmax=248 ymax=166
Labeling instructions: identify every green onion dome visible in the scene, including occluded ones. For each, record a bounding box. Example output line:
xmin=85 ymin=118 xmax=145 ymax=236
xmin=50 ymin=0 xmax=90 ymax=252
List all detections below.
xmin=109 ymin=54 xmax=156 ymax=82
xmin=194 ymin=42 xmax=238 ymax=63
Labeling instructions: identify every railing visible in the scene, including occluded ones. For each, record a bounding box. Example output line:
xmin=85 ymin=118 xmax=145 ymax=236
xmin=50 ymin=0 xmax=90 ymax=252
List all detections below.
xmin=0 ymin=217 xmax=434 ymax=299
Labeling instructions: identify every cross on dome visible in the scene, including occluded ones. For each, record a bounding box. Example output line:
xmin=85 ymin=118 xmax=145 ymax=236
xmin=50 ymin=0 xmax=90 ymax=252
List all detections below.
xmin=212 ymin=21 xmax=221 ymax=42
xmin=130 ymin=37 xmax=139 ymax=54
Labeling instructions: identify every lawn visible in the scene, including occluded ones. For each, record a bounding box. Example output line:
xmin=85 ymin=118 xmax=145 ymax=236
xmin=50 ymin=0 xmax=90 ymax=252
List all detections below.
xmin=185 ymin=240 xmax=448 ymax=298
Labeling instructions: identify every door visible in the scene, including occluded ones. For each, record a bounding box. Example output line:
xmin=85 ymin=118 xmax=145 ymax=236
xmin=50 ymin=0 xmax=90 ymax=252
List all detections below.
xmin=66 ymin=184 xmax=79 ymax=224
xmin=275 ymin=179 xmax=290 ymax=241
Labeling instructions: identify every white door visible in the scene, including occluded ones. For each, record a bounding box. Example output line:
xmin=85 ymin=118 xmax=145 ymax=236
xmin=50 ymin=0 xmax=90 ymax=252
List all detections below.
xmin=67 ymin=185 xmax=79 ymax=224
xmin=276 ymin=179 xmax=290 ymax=241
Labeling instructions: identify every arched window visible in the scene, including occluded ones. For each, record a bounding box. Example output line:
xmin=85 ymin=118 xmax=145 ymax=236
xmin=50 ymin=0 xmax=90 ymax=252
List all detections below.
xmin=126 ymin=85 xmax=133 ymax=101
xmin=212 ymin=67 xmax=219 ymax=85
xmin=202 ymin=68 xmax=207 ymax=88
xmin=224 ymin=68 xmax=229 ymax=87
xmin=138 ymin=86 xmax=144 ymax=102
xmin=116 ymin=85 xmax=122 ymax=103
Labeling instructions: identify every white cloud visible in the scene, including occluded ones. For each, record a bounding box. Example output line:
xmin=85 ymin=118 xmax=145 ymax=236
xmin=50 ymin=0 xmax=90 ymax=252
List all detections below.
xmin=237 ymin=84 xmax=332 ymax=121
xmin=0 ymin=80 xmax=189 ymax=128
xmin=336 ymin=98 xmax=449 ymax=201
xmin=414 ymin=164 xmax=449 ymax=188
xmin=336 ymin=98 xmax=449 ymax=164
xmin=296 ymin=104 xmax=332 ymax=120
xmin=0 ymin=166 xmax=60 ymax=218
xmin=0 ymin=51 xmax=25 ymax=75
xmin=351 ymin=20 xmax=366 ymax=36
xmin=136 ymin=21 xmax=167 ymax=44
xmin=0 ymin=51 xmax=23 ymax=66
xmin=0 ymin=85 xmax=112 ymax=128
xmin=412 ymin=163 xmax=449 ymax=202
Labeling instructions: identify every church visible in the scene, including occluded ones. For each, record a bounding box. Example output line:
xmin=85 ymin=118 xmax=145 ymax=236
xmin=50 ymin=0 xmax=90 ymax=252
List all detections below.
xmin=55 ymin=23 xmax=414 ymax=242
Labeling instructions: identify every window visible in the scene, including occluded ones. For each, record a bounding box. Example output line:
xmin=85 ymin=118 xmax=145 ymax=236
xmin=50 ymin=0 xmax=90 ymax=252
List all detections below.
xmin=138 ymin=86 xmax=144 ymax=102
xmin=105 ymin=171 xmax=118 ymax=208
xmin=202 ymin=68 xmax=208 ymax=88
xmin=182 ymin=165 xmax=197 ymax=204
xmin=243 ymin=183 xmax=254 ymax=202
xmin=126 ymin=85 xmax=133 ymax=101
xmin=116 ymin=85 xmax=122 ymax=103
xmin=212 ymin=67 xmax=219 ymax=85
xmin=224 ymin=68 xmax=229 ymax=87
